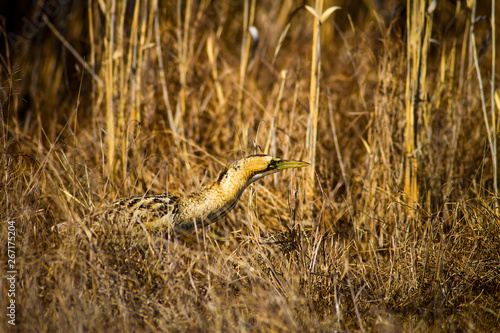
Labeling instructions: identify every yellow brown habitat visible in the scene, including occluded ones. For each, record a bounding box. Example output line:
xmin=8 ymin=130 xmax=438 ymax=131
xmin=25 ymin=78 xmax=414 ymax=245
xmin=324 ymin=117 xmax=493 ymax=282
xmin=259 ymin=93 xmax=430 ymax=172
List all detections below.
xmin=0 ymin=1 xmax=499 ymax=332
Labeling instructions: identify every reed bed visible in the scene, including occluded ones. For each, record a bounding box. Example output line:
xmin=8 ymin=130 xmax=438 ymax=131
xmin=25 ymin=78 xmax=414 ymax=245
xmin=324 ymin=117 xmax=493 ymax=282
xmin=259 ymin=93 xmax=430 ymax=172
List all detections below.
xmin=1 ymin=0 xmax=499 ymax=331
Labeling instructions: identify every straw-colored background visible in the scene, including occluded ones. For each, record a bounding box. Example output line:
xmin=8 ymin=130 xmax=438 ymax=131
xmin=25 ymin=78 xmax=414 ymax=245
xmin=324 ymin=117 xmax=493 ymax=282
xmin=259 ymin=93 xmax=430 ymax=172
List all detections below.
xmin=1 ymin=0 xmax=499 ymax=331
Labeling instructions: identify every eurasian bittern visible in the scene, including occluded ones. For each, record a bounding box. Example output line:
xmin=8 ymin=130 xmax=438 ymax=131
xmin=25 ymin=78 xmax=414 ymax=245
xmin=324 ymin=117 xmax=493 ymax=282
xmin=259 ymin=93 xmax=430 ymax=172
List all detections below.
xmin=57 ymin=155 xmax=308 ymax=237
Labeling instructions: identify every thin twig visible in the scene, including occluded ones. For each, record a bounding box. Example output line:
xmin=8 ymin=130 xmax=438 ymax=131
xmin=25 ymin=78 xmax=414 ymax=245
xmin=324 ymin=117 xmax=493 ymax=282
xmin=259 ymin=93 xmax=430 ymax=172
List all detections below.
xmin=42 ymin=14 xmax=103 ymax=88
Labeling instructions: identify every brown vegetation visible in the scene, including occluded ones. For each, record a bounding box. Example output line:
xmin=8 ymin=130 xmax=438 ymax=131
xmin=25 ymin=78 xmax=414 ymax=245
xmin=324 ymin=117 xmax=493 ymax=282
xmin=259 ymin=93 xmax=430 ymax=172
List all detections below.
xmin=1 ymin=0 xmax=499 ymax=331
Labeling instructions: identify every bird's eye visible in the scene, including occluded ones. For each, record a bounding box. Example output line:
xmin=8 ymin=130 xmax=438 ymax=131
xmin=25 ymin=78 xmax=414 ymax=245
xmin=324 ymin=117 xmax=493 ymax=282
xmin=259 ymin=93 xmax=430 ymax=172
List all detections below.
xmin=269 ymin=159 xmax=281 ymax=169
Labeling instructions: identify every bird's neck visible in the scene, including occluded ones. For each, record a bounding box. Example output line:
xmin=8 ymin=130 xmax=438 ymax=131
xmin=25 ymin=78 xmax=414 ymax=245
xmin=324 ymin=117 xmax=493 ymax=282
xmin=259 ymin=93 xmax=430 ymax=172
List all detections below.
xmin=175 ymin=168 xmax=255 ymax=229
xmin=217 ymin=166 xmax=255 ymax=200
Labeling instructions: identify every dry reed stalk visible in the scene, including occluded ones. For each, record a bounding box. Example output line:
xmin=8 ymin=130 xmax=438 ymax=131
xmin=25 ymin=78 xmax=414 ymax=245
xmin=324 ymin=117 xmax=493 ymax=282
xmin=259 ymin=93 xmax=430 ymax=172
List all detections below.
xmin=154 ymin=0 xmax=175 ymax=133
xmin=206 ymin=34 xmax=225 ymax=108
xmin=490 ymin=0 xmax=497 ymax=212
xmin=404 ymin=0 xmax=430 ymax=220
xmin=137 ymin=0 xmax=154 ymax=128
xmin=176 ymin=0 xmax=193 ymax=134
xmin=420 ymin=2 xmax=433 ymax=137
xmin=496 ymin=91 xmax=500 ymax=132
xmin=236 ymin=0 xmax=256 ymax=133
xmin=328 ymin=91 xmax=348 ymax=192
xmin=265 ymin=70 xmax=287 ymax=155
xmin=470 ymin=0 xmax=496 ymax=208
xmin=175 ymin=0 xmax=199 ymax=182
xmin=115 ymin=0 xmax=127 ymax=184
xmin=305 ymin=2 xmax=340 ymax=206
xmin=405 ymin=9 xmax=413 ymax=220
xmin=306 ymin=0 xmax=322 ymax=204
xmin=88 ymin=1 xmax=97 ymax=129
xmin=443 ymin=41 xmax=460 ymax=217
xmin=105 ymin=0 xmax=117 ymax=178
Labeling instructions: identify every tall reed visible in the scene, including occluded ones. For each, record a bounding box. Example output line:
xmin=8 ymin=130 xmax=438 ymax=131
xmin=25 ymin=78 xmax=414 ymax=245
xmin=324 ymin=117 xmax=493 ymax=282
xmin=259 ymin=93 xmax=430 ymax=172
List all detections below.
xmin=404 ymin=0 xmax=432 ymax=220
xmin=305 ymin=1 xmax=340 ymax=205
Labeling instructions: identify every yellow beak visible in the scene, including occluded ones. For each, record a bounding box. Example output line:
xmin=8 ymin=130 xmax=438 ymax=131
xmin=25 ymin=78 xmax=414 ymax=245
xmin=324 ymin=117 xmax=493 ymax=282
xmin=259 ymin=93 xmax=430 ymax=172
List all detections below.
xmin=275 ymin=160 xmax=310 ymax=170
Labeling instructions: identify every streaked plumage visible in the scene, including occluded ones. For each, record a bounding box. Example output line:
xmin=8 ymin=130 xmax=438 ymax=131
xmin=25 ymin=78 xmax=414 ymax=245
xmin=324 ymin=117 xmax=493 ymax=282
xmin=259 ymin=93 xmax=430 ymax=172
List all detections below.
xmin=56 ymin=155 xmax=308 ymax=237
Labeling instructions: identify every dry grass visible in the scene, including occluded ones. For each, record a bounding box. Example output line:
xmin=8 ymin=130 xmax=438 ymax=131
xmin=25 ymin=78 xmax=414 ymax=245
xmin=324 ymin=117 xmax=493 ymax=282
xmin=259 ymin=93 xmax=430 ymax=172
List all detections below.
xmin=1 ymin=0 xmax=499 ymax=332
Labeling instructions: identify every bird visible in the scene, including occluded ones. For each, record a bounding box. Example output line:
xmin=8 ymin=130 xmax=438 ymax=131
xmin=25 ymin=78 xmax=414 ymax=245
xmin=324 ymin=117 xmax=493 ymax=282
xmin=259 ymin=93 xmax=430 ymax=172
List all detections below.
xmin=55 ymin=155 xmax=309 ymax=238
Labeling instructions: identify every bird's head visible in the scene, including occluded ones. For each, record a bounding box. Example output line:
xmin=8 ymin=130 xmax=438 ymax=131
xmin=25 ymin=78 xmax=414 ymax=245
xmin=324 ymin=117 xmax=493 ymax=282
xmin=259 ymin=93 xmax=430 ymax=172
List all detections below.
xmin=179 ymin=155 xmax=309 ymax=229
xmin=217 ymin=154 xmax=309 ymax=186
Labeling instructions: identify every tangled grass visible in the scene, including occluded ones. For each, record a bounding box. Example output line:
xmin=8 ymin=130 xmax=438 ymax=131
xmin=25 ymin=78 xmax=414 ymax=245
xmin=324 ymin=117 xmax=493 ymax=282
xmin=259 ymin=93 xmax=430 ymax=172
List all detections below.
xmin=1 ymin=0 xmax=499 ymax=331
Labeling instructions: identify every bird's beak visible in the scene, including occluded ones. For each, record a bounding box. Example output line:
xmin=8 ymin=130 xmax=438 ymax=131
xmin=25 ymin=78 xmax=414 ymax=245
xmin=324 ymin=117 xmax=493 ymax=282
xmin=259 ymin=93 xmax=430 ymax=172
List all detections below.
xmin=275 ymin=160 xmax=310 ymax=170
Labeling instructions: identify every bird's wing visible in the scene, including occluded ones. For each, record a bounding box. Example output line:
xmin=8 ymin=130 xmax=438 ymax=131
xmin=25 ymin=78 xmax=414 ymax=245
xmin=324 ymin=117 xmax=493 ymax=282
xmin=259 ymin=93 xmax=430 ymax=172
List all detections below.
xmin=93 ymin=193 xmax=181 ymax=231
